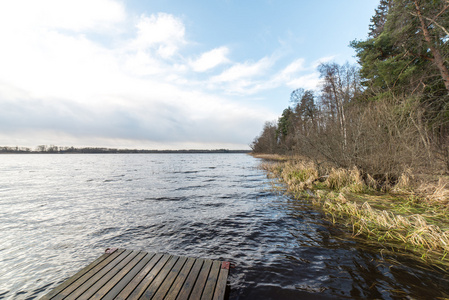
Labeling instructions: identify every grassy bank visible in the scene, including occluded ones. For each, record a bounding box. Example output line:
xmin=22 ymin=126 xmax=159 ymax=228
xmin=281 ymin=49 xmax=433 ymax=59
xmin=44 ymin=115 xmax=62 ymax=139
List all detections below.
xmin=254 ymin=154 xmax=449 ymax=268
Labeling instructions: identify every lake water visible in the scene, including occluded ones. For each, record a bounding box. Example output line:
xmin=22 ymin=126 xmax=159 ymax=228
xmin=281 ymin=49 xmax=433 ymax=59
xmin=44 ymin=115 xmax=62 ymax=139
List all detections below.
xmin=0 ymin=154 xmax=448 ymax=299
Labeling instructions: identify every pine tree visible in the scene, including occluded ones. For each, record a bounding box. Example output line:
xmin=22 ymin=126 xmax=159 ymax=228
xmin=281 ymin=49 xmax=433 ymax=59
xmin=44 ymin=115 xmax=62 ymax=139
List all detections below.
xmin=352 ymin=0 xmax=449 ymax=97
xmin=369 ymin=0 xmax=393 ymax=38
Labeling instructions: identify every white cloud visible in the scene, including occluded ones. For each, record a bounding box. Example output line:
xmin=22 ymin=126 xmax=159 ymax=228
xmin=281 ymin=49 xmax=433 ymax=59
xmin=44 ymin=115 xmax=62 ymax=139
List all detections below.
xmin=271 ymin=58 xmax=321 ymax=90
xmin=281 ymin=58 xmax=306 ymax=75
xmin=205 ymin=56 xmax=326 ymax=95
xmin=190 ymin=47 xmax=230 ymax=72
xmin=311 ymin=55 xmax=336 ymax=68
xmin=0 ymin=0 xmax=125 ymax=33
xmin=131 ymin=13 xmax=186 ymax=58
xmin=286 ymin=73 xmax=321 ymax=90
xmin=211 ymin=56 xmax=275 ymax=83
xmin=0 ymin=0 xmax=276 ymax=149
xmin=269 ymin=58 xmax=305 ymax=85
xmin=0 ymin=0 xmax=340 ymax=150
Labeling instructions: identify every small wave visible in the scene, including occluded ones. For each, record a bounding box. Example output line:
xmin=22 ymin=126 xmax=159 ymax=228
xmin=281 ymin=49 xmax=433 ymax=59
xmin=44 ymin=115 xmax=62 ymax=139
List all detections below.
xmin=142 ymin=196 xmax=188 ymax=202
xmin=202 ymin=202 xmax=225 ymax=208
xmin=175 ymin=185 xmax=205 ymax=191
xmin=173 ymin=170 xmax=200 ymax=174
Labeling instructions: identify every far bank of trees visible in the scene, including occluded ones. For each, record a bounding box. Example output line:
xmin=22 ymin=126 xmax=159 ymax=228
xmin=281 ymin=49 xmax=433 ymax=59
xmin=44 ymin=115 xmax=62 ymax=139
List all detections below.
xmin=251 ymin=0 xmax=449 ymax=177
xmin=0 ymin=145 xmax=249 ymax=154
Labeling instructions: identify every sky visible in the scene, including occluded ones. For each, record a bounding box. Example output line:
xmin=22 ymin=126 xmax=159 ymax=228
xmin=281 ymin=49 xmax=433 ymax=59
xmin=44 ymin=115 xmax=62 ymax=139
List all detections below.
xmin=0 ymin=0 xmax=379 ymax=150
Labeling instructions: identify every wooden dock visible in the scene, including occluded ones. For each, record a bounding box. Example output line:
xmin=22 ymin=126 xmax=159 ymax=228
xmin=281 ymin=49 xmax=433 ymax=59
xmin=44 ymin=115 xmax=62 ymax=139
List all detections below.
xmin=40 ymin=248 xmax=230 ymax=300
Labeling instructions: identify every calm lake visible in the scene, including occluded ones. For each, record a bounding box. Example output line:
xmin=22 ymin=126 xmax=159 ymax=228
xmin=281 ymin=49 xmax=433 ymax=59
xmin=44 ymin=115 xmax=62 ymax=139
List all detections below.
xmin=0 ymin=154 xmax=448 ymax=299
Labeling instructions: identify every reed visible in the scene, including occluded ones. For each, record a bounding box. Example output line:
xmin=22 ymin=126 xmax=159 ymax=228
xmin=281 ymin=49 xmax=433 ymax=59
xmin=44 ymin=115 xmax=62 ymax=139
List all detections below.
xmin=250 ymin=153 xmax=289 ymax=161
xmin=417 ymin=178 xmax=449 ymax=204
xmin=261 ymin=157 xmax=449 ymax=264
xmin=261 ymin=160 xmax=319 ymax=193
xmin=325 ymin=167 xmax=367 ymax=193
xmin=322 ymin=194 xmax=449 ymax=262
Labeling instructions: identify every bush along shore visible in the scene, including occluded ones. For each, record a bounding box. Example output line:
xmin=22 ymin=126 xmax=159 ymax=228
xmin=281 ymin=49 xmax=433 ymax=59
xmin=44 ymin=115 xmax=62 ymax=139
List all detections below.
xmin=254 ymin=154 xmax=449 ymax=269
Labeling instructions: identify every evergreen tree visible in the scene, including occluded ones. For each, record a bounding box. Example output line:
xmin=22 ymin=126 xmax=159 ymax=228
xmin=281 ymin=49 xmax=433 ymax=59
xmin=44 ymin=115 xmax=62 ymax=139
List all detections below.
xmin=369 ymin=0 xmax=393 ymax=38
xmin=352 ymin=0 xmax=449 ymax=98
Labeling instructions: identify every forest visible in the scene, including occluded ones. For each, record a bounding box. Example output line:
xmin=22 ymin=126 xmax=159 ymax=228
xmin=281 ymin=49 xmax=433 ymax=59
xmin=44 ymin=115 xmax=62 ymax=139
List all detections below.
xmin=251 ymin=0 xmax=449 ymax=181
xmin=0 ymin=145 xmax=249 ymax=154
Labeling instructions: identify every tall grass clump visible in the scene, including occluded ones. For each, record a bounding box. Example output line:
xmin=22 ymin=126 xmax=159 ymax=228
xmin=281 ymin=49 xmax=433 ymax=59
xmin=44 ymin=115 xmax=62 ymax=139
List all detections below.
xmin=417 ymin=178 xmax=449 ymax=205
xmin=391 ymin=168 xmax=415 ymax=194
xmin=323 ymin=194 xmax=449 ymax=261
xmin=261 ymin=160 xmax=319 ymax=193
xmin=325 ymin=167 xmax=367 ymax=193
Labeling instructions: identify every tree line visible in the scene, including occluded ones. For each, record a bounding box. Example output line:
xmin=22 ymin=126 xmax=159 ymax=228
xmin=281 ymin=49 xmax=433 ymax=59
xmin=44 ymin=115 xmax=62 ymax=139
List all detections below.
xmin=251 ymin=0 xmax=449 ymax=178
xmin=0 ymin=145 xmax=249 ymax=154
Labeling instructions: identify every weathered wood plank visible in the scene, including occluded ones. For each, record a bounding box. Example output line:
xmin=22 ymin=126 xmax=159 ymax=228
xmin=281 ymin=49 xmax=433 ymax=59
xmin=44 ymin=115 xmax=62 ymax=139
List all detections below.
xmin=188 ymin=259 xmax=213 ymax=300
xmin=201 ymin=260 xmax=221 ymax=300
xmin=48 ymin=249 xmax=129 ymax=300
xmin=102 ymin=252 xmax=156 ymax=299
xmin=212 ymin=265 xmax=229 ymax=300
xmin=39 ymin=251 xmax=114 ymax=300
xmin=114 ymin=252 xmax=164 ymax=300
xmin=139 ymin=255 xmax=180 ymax=299
xmin=175 ymin=258 xmax=205 ymax=300
xmin=125 ymin=254 xmax=172 ymax=299
xmin=163 ymin=257 xmax=196 ymax=300
xmin=89 ymin=251 xmax=147 ymax=299
xmin=151 ymin=256 xmax=188 ymax=300
xmin=40 ymin=249 xmax=230 ymax=300
xmin=66 ymin=249 xmax=139 ymax=299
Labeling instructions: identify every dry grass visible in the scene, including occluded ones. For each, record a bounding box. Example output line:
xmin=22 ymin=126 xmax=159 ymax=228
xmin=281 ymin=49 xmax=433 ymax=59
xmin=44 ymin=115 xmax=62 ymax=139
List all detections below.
xmin=417 ymin=178 xmax=449 ymax=205
xmin=261 ymin=160 xmax=319 ymax=194
xmin=322 ymin=194 xmax=449 ymax=262
xmin=250 ymin=153 xmax=289 ymax=161
xmin=261 ymin=156 xmax=449 ymax=263
xmin=325 ymin=167 xmax=366 ymax=193
xmin=392 ymin=168 xmax=414 ymax=194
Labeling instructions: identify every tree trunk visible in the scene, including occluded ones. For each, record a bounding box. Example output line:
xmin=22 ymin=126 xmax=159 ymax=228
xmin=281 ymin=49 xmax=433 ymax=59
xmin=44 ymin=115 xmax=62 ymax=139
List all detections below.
xmin=414 ymin=0 xmax=449 ymax=93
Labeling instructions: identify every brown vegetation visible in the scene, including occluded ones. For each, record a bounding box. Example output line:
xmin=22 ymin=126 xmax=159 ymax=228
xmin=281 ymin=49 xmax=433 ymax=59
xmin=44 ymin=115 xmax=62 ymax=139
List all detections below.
xmin=261 ymin=159 xmax=449 ymax=265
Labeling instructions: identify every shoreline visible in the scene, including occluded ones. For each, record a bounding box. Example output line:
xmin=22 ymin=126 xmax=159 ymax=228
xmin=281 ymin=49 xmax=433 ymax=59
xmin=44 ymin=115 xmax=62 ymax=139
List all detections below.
xmin=252 ymin=153 xmax=449 ymax=268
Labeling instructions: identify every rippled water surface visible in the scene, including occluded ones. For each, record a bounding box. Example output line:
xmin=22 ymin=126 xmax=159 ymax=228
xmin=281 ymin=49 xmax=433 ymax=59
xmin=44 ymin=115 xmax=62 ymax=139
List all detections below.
xmin=0 ymin=154 xmax=448 ymax=299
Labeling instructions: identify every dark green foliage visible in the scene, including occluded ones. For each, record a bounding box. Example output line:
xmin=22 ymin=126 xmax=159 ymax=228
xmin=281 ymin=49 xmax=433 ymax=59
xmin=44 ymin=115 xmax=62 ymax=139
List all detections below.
xmin=277 ymin=108 xmax=294 ymax=140
xmin=369 ymin=0 xmax=393 ymax=38
xmin=352 ymin=0 xmax=449 ymax=97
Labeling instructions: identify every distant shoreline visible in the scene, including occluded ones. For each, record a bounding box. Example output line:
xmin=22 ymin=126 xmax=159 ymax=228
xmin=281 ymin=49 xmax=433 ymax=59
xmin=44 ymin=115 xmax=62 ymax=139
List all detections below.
xmin=0 ymin=146 xmax=250 ymax=154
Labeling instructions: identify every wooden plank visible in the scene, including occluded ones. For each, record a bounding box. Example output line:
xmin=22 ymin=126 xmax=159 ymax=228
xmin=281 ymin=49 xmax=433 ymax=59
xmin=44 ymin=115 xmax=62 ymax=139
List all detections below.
xmin=188 ymin=259 xmax=213 ymax=300
xmin=151 ymin=256 xmax=188 ymax=300
xmin=102 ymin=252 xmax=156 ymax=299
xmin=201 ymin=260 xmax=221 ymax=300
xmin=48 ymin=249 xmax=128 ymax=300
xmin=163 ymin=257 xmax=196 ymax=300
xmin=125 ymin=254 xmax=172 ymax=299
xmin=175 ymin=258 xmax=205 ymax=300
xmin=114 ymin=253 xmax=164 ymax=300
xmin=70 ymin=249 xmax=140 ymax=299
xmin=212 ymin=265 xmax=229 ymax=300
xmin=41 ymin=249 xmax=231 ymax=300
xmin=139 ymin=255 xmax=180 ymax=299
xmin=39 ymin=251 xmax=114 ymax=300
xmin=89 ymin=251 xmax=147 ymax=299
